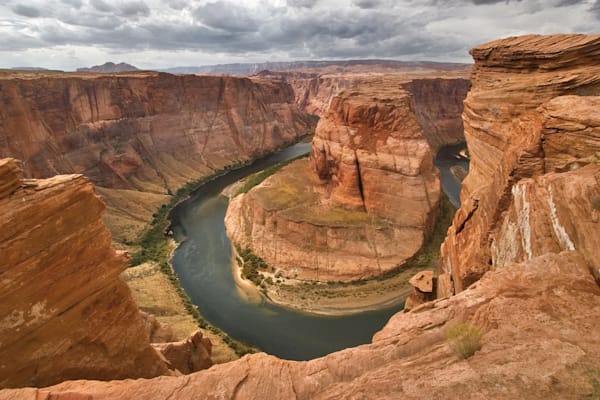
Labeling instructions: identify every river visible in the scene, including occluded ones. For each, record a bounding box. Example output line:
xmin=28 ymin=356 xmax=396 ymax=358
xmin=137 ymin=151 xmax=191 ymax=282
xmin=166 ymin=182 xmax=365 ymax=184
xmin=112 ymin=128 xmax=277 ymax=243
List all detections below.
xmin=169 ymin=141 xmax=468 ymax=361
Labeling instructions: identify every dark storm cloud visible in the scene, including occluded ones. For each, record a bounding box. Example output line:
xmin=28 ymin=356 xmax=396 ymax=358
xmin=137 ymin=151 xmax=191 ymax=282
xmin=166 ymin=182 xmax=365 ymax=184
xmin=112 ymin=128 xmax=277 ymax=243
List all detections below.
xmin=118 ymin=1 xmax=150 ymax=17
xmin=90 ymin=0 xmax=113 ymax=13
xmin=61 ymin=0 xmax=83 ymax=8
xmin=286 ymin=0 xmax=319 ymax=8
xmin=194 ymin=1 xmax=261 ymax=33
xmin=353 ymin=0 xmax=382 ymax=9
xmin=0 ymin=0 xmax=597 ymax=69
xmin=12 ymin=5 xmax=41 ymax=18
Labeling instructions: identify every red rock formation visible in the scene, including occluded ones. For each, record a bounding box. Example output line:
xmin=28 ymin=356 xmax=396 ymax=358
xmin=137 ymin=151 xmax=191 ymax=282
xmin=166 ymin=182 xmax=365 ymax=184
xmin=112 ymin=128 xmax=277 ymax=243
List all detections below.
xmin=226 ymin=76 xmax=451 ymax=281
xmin=0 ymin=160 xmax=171 ymax=388
xmin=153 ymin=331 xmax=212 ymax=374
xmin=439 ymin=34 xmax=600 ymax=295
xmin=3 ymin=250 xmax=599 ymax=399
xmin=0 ymin=71 xmax=315 ymax=241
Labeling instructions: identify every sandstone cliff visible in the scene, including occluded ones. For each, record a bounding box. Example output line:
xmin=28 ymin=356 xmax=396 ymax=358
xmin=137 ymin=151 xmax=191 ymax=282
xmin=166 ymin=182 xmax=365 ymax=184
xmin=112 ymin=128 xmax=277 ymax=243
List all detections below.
xmin=0 ymin=159 xmax=171 ymax=388
xmin=2 ymin=33 xmax=600 ymax=400
xmin=3 ymin=250 xmax=599 ymax=399
xmin=438 ymin=34 xmax=600 ymax=295
xmin=0 ymin=71 xmax=315 ymax=242
xmin=226 ymin=74 xmax=467 ymax=282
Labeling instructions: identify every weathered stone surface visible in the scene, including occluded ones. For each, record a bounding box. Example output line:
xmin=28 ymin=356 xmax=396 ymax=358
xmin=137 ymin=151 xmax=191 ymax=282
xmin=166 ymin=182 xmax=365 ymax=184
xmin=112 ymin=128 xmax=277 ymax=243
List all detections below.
xmin=153 ymin=331 xmax=212 ymax=374
xmin=408 ymin=270 xmax=434 ymax=293
xmin=0 ymin=159 xmax=21 ymax=199
xmin=3 ymin=251 xmax=599 ymax=399
xmin=0 ymin=71 xmax=315 ymax=242
xmin=0 ymin=161 xmax=171 ymax=388
xmin=225 ymin=75 xmax=469 ymax=281
xmin=140 ymin=311 xmax=175 ymax=343
xmin=439 ymin=34 xmax=600 ymax=293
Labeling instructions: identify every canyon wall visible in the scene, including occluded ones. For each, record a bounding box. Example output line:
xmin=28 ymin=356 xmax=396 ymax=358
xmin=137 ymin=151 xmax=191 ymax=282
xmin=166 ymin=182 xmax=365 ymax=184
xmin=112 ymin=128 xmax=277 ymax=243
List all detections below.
xmin=0 ymin=72 xmax=315 ymax=241
xmin=0 ymin=159 xmax=171 ymax=388
xmin=226 ymin=75 xmax=467 ymax=281
xmin=2 ymin=34 xmax=600 ymax=400
xmin=4 ymin=250 xmax=599 ymax=399
xmin=438 ymin=34 xmax=600 ymax=295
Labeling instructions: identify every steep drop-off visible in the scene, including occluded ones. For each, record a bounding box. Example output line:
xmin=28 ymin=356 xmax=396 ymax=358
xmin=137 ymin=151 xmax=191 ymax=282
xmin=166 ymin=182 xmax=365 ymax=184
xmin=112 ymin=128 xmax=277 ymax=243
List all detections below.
xmin=0 ymin=159 xmax=171 ymax=388
xmin=0 ymin=71 xmax=315 ymax=241
xmin=226 ymin=75 xmax=467 ymax=282
xmin=1 ymin=34 xmax=600 ymax=400
xmin=438 ymin=34 xmax=600 ymax=295
xmin=5 ymin=250 xmax=599 ymax=399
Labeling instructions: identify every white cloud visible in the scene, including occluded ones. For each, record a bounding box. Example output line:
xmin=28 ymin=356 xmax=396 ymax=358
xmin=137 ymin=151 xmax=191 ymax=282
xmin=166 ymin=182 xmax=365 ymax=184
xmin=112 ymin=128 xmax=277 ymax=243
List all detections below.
xmin=0 ymin=0 xmax=596 ymax=70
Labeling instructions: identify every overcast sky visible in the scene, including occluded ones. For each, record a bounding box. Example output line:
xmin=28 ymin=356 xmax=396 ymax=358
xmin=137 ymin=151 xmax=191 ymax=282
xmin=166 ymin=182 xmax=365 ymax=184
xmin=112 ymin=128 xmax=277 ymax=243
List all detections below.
xmin=0 ymin=0 xmax=598 ymax=70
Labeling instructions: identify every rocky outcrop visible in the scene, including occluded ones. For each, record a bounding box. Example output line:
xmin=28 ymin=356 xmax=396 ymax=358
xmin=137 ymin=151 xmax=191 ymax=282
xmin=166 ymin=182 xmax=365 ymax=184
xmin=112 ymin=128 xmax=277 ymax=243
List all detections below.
xmin=0 ymin=160 xmax=171 ymax=388
xmin=4 ymin=250 xmax=599 ymax=399
xmin=226 ymin=75 xmax=454 ymax=281
xmin=439 ymin=34 xmax=600 ymax=295
xmin=153 ymin=331 xmax=212 ymax=374
xmin=404 ymin=270 xmax=435 ymax=311
xmin=0 ymin=71 xmax=315 ymax=242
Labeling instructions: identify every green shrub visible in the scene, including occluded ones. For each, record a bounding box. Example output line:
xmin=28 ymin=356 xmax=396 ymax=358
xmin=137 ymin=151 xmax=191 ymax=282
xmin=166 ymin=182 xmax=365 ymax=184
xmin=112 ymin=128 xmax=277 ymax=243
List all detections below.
xmin=592 ymin=196 xmax=600 ymax=211
xmin=447 ymin=323 xmax=482 ymax=359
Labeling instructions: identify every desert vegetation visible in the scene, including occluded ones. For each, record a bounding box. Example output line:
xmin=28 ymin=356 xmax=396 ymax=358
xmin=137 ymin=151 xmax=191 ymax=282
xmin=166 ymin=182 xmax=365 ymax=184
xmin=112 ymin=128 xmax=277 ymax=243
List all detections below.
xmin=447 ymin=323 xmax=483 ymax=359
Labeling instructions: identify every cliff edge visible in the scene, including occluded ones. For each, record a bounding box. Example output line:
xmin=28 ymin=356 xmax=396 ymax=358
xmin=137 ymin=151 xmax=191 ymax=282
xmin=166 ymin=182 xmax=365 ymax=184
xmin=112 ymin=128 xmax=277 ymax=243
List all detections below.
xmin=0 ymin=159 xmax=172 ymax=388
xmin=438 ymin=34 xmax=600 ymax=295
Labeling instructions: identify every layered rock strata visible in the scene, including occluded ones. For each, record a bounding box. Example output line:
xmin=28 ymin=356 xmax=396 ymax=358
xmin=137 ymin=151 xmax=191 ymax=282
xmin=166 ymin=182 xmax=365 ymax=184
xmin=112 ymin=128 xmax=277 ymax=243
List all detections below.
xmin=438 ymin=34 xmax=600 ymax=295
xmin=226 ymin=75 xmax=467 ymax=281
xmin=0 ymin=160 xmax=171 ymax=388
xmin=0 ymin=71 xmax=315 ymax=242
xmin=3 ymin=250 xmax=599 ymax=399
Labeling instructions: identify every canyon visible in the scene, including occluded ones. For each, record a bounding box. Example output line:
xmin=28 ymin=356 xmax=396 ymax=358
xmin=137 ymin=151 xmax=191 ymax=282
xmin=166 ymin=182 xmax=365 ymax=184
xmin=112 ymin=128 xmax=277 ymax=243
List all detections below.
xmin=225 ymin=74 xmax=469 ymax=282
xmin=0 ymin=71 xmax=315 ymax=243
xmin=1 ymin=34 xmax=599 ymax=399
xmin=0 ymin=159 xmax=211 ymax=388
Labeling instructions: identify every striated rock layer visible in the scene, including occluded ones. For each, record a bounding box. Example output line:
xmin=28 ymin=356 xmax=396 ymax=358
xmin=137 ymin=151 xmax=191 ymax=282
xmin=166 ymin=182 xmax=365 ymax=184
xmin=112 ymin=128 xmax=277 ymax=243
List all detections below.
xmin=0 ymin=160 xmax=171 ymax=388
xmin=226 ymin=75 xmax=467 ymax=281
xmin=0 ymin=71 xmax=315 ymax=242
xmin=3 ymin=250 xmax=599 ymax=399
xmin=438 ymin=34 xmax=600 ymax=295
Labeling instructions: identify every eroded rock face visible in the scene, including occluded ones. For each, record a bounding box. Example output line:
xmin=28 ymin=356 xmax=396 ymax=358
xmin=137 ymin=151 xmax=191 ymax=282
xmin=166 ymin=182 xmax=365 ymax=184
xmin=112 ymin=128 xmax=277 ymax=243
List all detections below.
xmin=4 ymin=250 xmax=599 ymax=399
xmin=0 ymin=161 xmax=171 ymax=388
xmin=226 ymin=75 xmax=469 ymax=281
xmin=0 ymin=71 xmax=315 ymax=242
xmin=439 ymin=34 xmax=600 ymax=295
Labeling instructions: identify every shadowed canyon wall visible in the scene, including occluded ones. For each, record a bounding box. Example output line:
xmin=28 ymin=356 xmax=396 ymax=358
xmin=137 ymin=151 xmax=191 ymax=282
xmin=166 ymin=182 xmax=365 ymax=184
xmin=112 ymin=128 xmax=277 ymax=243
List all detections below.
xmin=438 ymin=34 xmax=600 ymax=295
xmin=225 ymin=75 xmax=468 ymax=281
xmin=0 ymin=72 xmax=315 ymax=241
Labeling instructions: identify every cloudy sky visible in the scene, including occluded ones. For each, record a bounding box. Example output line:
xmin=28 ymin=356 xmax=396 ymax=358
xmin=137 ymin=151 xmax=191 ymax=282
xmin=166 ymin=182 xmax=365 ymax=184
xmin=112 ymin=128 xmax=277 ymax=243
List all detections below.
xmin=0 ymin=0 xmax=598 ymax=70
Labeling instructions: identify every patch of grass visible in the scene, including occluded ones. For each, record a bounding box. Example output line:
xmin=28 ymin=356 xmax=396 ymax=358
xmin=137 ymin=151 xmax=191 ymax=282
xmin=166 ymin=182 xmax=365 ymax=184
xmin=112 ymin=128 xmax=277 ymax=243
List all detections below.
xmin=235 ymin=153 xmax=309 ymax=196
xmin=447 ymin=323 xmax=483 ymax=359
xmin=584 ymin=369 xmax=600 ymax=399
xmin=592 ymin=196 xmax=600 ymax=211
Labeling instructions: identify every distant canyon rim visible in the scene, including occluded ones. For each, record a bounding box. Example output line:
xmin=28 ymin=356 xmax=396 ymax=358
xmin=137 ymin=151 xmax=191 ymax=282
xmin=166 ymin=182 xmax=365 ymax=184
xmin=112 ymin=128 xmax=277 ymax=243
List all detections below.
xmin=0 ymin=34 xmax=599 ymax=399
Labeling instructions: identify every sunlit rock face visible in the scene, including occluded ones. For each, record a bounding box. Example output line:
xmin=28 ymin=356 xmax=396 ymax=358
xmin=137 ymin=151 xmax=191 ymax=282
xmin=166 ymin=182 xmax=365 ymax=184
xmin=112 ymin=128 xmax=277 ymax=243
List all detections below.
xmin=226 ymin=75 xmax=469 ymax=282
xmin=0 ymin=71 xmax=315 ymax=242
xmin=0 ymin=159 xmax=171 ymax=388
xmin=438 ymin=34 xmax=600 ymax=295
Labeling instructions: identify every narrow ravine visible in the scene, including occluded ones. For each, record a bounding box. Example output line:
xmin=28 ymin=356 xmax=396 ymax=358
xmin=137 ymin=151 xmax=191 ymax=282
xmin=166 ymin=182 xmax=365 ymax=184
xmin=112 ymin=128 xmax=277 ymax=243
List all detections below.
xmin=169 ymin=142 xmax=468 ymax=361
